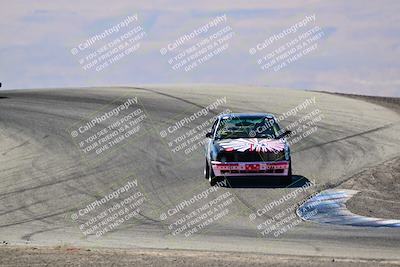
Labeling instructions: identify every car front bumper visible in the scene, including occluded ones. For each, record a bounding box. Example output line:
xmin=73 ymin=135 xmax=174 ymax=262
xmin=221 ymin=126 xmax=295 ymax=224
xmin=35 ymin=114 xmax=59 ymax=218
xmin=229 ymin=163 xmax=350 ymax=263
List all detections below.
xmin=211 ymin=160 xmax=290 ymax=176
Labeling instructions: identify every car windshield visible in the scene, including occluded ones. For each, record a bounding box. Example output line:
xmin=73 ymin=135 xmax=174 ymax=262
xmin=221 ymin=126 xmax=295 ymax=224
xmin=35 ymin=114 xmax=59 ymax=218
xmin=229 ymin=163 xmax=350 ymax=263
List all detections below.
xmin=215 ymin=116 xmax=281 ymax=139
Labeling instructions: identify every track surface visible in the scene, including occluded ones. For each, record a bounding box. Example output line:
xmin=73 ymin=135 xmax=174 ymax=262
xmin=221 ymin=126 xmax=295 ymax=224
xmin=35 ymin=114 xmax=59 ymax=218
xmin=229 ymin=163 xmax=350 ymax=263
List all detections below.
xmin=0 ymin=85 xmax=400 ymax=261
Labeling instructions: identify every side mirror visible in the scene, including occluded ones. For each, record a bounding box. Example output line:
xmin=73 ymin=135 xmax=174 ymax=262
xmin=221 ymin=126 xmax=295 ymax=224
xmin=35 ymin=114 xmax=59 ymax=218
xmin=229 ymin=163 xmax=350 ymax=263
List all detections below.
xmin=279 ymin=130 xmax=292 ymax=138
xmin=205 ymin=132 xmax=213 ymax=138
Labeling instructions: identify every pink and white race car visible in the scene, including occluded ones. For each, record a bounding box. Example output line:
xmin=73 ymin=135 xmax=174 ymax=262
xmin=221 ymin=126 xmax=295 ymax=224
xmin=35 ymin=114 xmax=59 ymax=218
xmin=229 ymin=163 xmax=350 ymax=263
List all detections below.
xmin=204 ymin=113 xmax=292 ymax=186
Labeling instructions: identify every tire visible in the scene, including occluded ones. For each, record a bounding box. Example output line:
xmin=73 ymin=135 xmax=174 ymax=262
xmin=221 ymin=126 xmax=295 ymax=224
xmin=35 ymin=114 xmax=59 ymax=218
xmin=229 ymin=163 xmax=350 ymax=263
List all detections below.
xmin=206 ymin=161 xmax=221 ymax=186
xmin=204 ymin=161 xmax=210 ymax=179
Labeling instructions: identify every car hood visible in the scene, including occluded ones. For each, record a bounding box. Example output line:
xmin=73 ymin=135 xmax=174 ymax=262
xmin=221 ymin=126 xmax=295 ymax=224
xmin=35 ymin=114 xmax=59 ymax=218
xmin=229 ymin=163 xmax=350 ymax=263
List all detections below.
xmin=213 ymin=138 xmax=287 ymax=153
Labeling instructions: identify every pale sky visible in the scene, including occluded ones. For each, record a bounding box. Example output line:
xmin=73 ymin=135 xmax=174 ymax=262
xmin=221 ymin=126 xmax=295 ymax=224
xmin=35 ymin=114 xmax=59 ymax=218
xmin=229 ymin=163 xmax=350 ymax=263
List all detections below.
xmin=0 ymin=0 xmax=399 ymax=96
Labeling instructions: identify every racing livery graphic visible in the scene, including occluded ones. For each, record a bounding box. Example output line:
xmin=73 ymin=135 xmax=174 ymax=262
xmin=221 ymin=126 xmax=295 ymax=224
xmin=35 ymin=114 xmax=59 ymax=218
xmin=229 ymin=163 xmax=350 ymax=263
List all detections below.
xmin=204 ymin=113 xmax=292 ymax=185
xmin=218 ymin=138 xmax=285 ymax=153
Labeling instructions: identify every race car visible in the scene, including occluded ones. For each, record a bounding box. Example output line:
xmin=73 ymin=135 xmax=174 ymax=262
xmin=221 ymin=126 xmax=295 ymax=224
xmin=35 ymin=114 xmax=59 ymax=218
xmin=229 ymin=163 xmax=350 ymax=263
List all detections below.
xmin=204 ymin=113 xmax=292 ymax=186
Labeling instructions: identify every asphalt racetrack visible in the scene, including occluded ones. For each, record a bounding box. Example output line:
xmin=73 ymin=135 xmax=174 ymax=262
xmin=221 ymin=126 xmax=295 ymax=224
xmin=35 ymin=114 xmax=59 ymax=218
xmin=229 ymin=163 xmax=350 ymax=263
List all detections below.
xmin=0 ymin=85 xmax=400 ymax=262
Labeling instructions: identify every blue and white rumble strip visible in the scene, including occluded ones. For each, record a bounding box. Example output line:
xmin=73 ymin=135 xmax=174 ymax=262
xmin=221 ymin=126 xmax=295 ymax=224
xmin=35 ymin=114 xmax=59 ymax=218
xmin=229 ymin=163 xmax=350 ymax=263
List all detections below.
xmin=297 ymin=189 xmax=400 ymax=227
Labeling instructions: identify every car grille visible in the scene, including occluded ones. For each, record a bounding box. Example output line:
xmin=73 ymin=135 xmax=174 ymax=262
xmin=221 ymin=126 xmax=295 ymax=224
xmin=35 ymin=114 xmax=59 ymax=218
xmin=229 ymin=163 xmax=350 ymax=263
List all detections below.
xmin=217 ymin=151 xmax=285 ymax=162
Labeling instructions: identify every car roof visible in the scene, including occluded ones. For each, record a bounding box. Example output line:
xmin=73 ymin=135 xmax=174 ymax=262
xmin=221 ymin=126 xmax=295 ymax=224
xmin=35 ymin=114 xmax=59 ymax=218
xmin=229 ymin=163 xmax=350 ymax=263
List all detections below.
xmin=218 ymin=113 xmax=276 ymax=119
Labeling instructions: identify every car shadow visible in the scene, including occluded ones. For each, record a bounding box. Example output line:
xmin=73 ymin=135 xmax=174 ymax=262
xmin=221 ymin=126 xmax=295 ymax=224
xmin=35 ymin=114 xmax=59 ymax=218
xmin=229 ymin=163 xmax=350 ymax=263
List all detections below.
xmin=0 ymin=96 xmax=8 ymax=99
xmin=224 ymin=175 xmax=310 ymax=189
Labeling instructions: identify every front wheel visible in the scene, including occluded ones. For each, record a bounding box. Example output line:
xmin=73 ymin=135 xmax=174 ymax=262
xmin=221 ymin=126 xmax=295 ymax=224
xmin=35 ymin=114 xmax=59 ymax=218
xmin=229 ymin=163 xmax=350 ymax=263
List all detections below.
xmin=204 ymin=161 xmax=210 ymax=179
xmin=205 ymin=161 xmax=222 ymax=186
